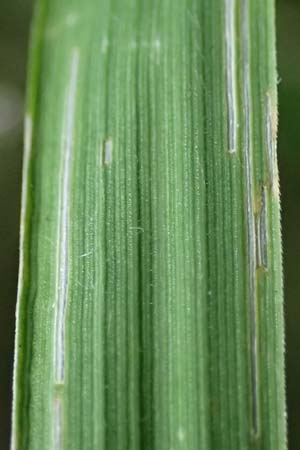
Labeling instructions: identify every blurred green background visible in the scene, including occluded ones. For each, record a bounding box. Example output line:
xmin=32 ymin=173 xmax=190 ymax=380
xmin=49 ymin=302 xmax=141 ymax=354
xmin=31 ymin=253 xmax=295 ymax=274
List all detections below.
xmin=278 ymin=1 xmax=300 ymax=449
xmin=0 ymin=0 xmax=299 ymax=448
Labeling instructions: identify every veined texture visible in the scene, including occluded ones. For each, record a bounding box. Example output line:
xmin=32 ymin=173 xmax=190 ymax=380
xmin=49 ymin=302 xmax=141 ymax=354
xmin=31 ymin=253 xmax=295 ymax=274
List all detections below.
xmin=12 ymin=1 xmax=286 ymax=450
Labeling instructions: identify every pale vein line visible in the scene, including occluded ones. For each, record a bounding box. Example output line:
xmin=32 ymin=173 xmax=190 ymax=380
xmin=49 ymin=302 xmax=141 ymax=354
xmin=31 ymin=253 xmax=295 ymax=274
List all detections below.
xmin=242 ymin=0 xmax=259 ymax=435
xmin=225 ymin=0 xmax=237 ymax=154
xmin=54 ymin=48 xmax=79 ymax=384
xmin=11 ymin=114 xmax=32 ymax=450
xmin=266 ymin=93 xmax=275 ymax=188
xmin=53 ymin=398 xmax=63 ymax=450
xmin=256 ymin=186 xmax=268 ymax=269
xmin=103 ymin=138 xmax=113 ymax=165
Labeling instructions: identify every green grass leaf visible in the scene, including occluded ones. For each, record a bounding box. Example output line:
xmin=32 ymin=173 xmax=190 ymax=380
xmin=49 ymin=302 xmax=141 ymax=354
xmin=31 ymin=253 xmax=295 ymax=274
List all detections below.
xmin=12 ymin=1 xmax=286 ymax=449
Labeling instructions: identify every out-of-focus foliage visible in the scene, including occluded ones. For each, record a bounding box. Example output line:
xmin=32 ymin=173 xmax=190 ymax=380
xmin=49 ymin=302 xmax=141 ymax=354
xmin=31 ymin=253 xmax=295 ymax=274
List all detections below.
xmin=277 ymin=2 xmax=300 ymax=450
